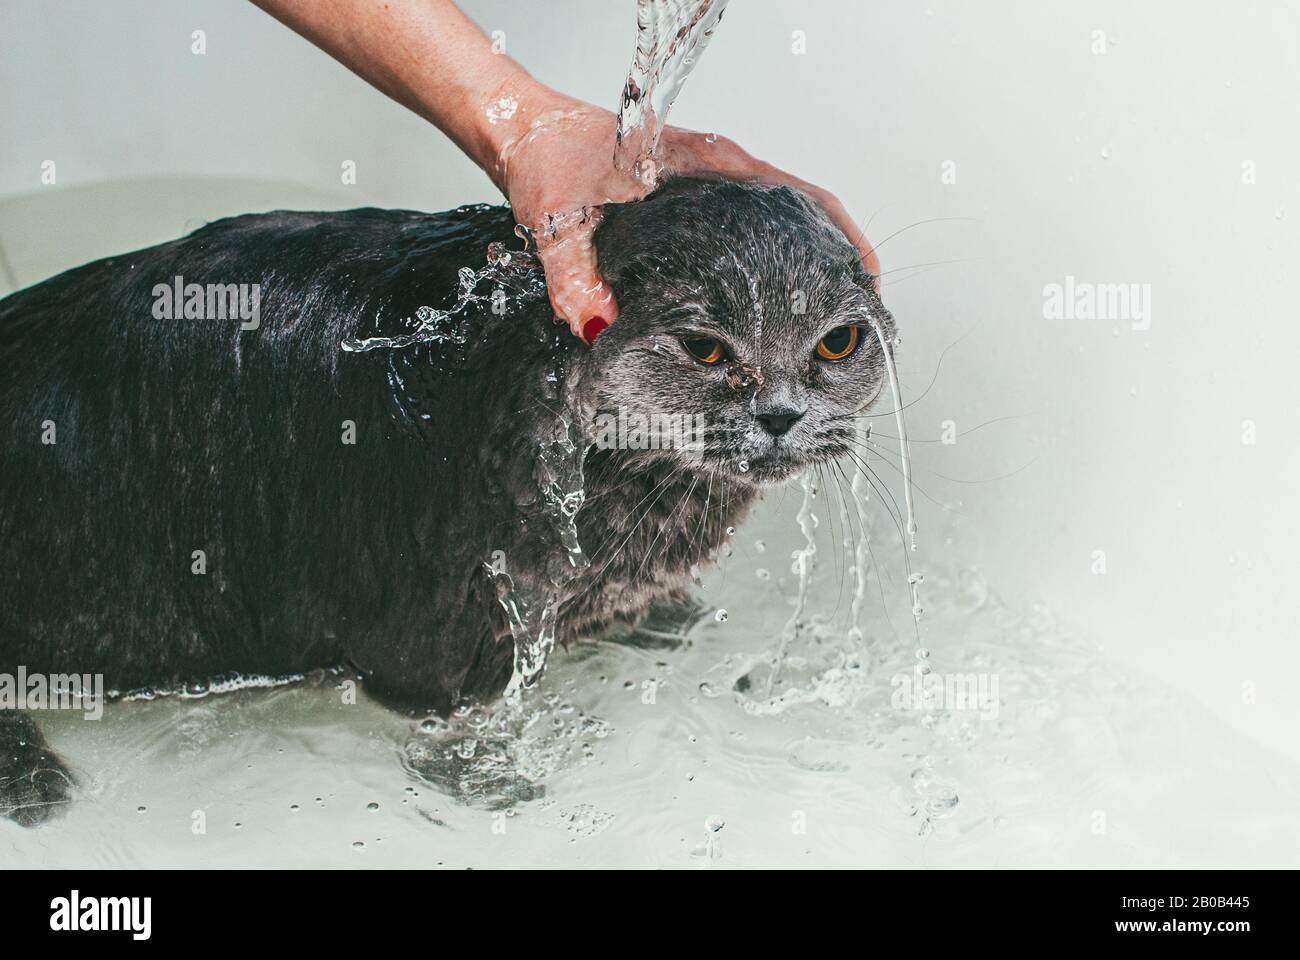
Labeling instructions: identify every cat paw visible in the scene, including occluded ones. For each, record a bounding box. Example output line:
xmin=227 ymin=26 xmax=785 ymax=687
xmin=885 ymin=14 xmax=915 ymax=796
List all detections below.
xmin=0 ymin=712 xmax=75 ymax=827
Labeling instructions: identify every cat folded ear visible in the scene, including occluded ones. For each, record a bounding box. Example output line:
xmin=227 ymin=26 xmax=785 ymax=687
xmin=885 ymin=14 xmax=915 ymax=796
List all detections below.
xmin=592 ymin=177 xmax=735 ymax=293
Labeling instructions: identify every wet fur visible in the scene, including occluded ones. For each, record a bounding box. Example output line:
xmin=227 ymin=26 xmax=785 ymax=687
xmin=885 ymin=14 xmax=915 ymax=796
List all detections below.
xmin=0 ymin=178 xmax=892 ymax=824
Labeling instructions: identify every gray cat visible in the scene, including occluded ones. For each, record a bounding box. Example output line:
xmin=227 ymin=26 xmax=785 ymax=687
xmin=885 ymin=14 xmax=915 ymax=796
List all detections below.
xmin=0 ymin=176 xmax=894 ymax=823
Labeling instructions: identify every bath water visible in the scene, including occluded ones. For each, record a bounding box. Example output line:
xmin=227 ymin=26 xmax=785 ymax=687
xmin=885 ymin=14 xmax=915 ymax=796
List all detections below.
xmin=8 ymin=499 xmax=1298 ymax=867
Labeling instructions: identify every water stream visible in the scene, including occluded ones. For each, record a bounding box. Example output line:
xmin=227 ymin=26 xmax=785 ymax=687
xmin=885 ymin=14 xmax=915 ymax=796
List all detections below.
xmin=613 ymin=0 xmax=731 ymax=185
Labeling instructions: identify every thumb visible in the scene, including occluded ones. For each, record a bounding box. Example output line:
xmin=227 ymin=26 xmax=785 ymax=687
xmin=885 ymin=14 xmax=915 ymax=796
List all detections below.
xmin=535 ymin=219 xmax=619 ymax=344
xmin=811 ymin=190 xmax=881 ymax=284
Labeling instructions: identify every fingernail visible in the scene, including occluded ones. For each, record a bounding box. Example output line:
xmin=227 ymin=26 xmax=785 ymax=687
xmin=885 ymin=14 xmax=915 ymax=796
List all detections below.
xmin=582 ymin=316 xmax=609 ymax=344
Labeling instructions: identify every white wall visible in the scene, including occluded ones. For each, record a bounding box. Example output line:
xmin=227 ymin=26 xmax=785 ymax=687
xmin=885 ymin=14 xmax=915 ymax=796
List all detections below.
xmin=2 ymin=0 xmax=1297 ymax=759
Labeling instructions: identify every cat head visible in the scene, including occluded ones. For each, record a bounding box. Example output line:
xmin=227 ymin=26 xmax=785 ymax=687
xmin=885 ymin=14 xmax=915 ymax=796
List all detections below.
xmin=587 ymin=177 xmax=895 ymax=486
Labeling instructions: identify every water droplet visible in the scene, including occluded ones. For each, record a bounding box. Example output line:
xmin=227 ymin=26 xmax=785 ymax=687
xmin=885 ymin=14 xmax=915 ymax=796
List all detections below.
xmin=756 ymin=568 xmax=770 ymax=580
xmin=714 ymin=608 xmax=729 ymax=622
xmin=705 ymin=132 xmax=718 ymax=143
xmin=366 ymin=802 xmax=379 ymax=812
xmin=737 ymin=460 xmax=750 ymax=473
xmin=725 ymin=526 xmax=736 ymax=536
xmin=1100 ymin=146 xmax=1112 ymax=159
xmin=136 ymin=806 xmax=147 ymax=814
xmin=705 ymin=815 xmax=725 ymax=833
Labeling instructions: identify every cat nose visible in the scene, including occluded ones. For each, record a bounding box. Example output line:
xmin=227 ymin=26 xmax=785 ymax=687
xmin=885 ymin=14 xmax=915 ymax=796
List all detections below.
xmin=755 ymin=408 xmax=805 ymax=437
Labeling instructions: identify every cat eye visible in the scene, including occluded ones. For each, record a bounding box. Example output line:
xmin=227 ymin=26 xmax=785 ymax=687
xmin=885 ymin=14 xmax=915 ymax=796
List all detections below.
xmin=815 ymin=325 xmax=860 ymax=361
xmin=683 ymin=337 xmax=726 ymax=365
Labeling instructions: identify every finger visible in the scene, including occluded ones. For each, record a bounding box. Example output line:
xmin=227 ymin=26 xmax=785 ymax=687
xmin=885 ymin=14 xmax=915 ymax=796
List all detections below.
xmin=535 ymin=225 xmax=619 ymax=344
xmin=812 ymin=190 xmax=881 ymax=280
xmin=662 ymin=135 xmax=880 ymax=283
xmin=735 ymin=171 xmax=880 ymax=278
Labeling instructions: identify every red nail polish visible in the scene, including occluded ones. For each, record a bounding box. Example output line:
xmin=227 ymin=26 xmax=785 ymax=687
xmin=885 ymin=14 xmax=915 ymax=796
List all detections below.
xmin=582 ymin=316 xmax=609 ymax=343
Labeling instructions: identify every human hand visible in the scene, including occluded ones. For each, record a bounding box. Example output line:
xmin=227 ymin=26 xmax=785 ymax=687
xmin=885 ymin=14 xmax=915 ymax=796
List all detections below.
xmin=252 ymin=1 xmax=871 ymax=344
xmin=495 ymin=90 xmax=879 ymax=345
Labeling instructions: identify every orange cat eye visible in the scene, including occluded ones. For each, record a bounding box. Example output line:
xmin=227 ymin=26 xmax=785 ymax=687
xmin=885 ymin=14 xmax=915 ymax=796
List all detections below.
xmin=684 ymin=337 xmax=726 ymax=365
xmin=815 ymin=325 xmax=860 ymax=361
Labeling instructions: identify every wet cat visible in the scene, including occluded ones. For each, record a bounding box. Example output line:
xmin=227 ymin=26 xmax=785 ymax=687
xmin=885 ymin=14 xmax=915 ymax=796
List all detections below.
xmin=0 ymin=177 xmax=894 ymax=824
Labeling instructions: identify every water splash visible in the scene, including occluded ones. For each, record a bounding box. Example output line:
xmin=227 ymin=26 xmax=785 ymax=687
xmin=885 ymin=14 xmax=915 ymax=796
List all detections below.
xmin=689 ymin=814 xmax=726 ymax=866
xmin=338 ymin=234 xmax=588 ymax=708
xmin=867 ymin=321 xmax=918 ymax=553
xmin=487 ymin=371 xmax=593 ymax=702
xmin=402 ymin=688 xmax=613 ymax=809
xmin=847 ymin=423 xmax=874 ymax=644
xmin=613 ymin=0 xmax=731 ymax=185
xmin=765 ymin=474 xmax=818 ymax=697
xmin=363 ymin=1 xmax=734 ymax=709
xmin=744 ymin=306 xmax=932 ymax=740
xmin=341 ymin=239 xmax=545 ymax=355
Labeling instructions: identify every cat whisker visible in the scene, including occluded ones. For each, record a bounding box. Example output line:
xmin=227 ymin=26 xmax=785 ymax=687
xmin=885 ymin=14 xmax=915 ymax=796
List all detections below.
xmin=841 ymin=438 xmax=946 ymax=509
xmin=582 ymin=462 xmax=688 ymax=571
xmin=634 ymin=474 xmax=699 ymax=583
xmin=865 ymin=217 xmax=978 ymax=258
xmin=840 ymin=412 xmax=1026 ymax=444
xmin=874 ymin=256 xmax=980 ymax=279
xmin=844 ymin=320 xmax=981 ymax=419
xmin=840 ymin=448 xmax=907 ymax=548
xmin=815 ymin=463 xmax=846 ymax=616
xmin=833 ymin=457 xmax=902 ymax=646
xmin=847 ymin=433 xmax=1030 ymax=494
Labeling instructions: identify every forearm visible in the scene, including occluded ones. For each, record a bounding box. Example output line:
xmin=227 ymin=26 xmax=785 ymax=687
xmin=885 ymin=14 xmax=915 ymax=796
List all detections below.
xmin=250 ymin=0 xmax=554 ymax=191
